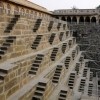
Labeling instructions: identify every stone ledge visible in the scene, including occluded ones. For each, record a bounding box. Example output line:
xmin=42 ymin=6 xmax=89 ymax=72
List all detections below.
xmin=8 ymin=44 xmax=77 ymax=100
xmin=0 ymin=37 xmax=73 ymax=71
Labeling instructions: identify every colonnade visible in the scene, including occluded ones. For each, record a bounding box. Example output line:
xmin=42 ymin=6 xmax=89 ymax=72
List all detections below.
xmin=56 ymin=16 xmax=100 ymax=24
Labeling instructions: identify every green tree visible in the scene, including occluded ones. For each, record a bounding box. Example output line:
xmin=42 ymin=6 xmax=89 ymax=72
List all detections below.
xmin=96 ymin=5 xmax=100 ymax=9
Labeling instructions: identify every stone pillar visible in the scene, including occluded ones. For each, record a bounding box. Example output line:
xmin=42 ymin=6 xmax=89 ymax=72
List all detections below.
xmin=59 ymin=17 xmax=62 ymax=20
xmin=77 ymin=16 xmax=79 ymax=24
xmin=83 ymin=17 xmax=85 ymax=25
xmin=71 ymin=16 xmax=72 ymax=24
xmin=96 ymin=16 xmax=99 ymax=24
xmin=65 ymin=16 xmax=67 ymax=22
xmin=84 ymin=16 xmax=86 ymax=24
xmin=90 ymin=16 xmax=92 ymax=24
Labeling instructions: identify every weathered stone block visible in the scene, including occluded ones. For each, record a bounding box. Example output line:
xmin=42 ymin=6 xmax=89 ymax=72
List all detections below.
xmin=0 ymin=86 xmax=3 ymax=94
xmin=0 ymin=94 xmax=5 ymax=100
xmin=5 ymin=78 xmax=17 ymax=91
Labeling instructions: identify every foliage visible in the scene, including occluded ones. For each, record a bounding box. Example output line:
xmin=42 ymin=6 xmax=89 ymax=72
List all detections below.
xmin=96 ymin=5 xmax=100 ymax=9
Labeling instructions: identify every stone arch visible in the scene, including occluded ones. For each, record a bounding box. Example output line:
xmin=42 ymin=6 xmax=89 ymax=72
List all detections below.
xmin=39 ymin=12 xmax=41 ymax=17
xmin=85 ymin=16 xmax=90 ymax=23
xmin=91 ymin=17 xmax=96 ymax=23
xmin=0 ymin=1 xmax=4 ymax=9
xmin=67 ymin=16 xmax=71 ymax=23
xmin=34 ymin=11 xmax=37 ymax=17
xmin=7 ymin=4 xmax=11 ymax=14
xmin=21 ymin=8 xmax=25 ymax=15
xmin=0 ymin=1 xmax=4 ymax=14
xmin=55 ymin=16 xmax=59 ymax=19
xmin=31 ymin=10 xmax=34 ymax=14
xmin=7 ymin=4 xmax=11 ymax=10
xmin=21 ymin=8 xmax=25 ymax=13
xmin=30 ymin=10 xmax=34 ymax=18
xmin=14 ymin=6 xmax=19 ymax=14
xmin=61 ymin=16 xmax=66 ymax=21
xmin=26 ymin=9 xmax=30 ymax=17
xmin=72 ymin=16 xmax=77 ymax=23
xmin=26 ymin=9 xmax=29 ymax=14
xmin=79 ymin=16 xmax=84 ymax=23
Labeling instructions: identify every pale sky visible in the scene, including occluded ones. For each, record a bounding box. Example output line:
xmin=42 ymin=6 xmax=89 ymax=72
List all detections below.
xmin=28 ymin=0 xmax=100 ymax=11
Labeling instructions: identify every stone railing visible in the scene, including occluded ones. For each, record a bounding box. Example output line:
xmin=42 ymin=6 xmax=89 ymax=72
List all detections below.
xmin=0 ymin=8 xmax=67 ymax=25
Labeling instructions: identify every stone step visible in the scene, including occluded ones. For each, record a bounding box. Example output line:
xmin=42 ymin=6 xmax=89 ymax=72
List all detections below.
xmin=0 ymin=56 xmax=2 ymax=59
xmin=34 ymin=25 xmax=41 ymax=27
xmin=65 ymin=59 xmax=70 ymax=61
xmin=0 ymin=50 xmax=5 ymax=55
xmin=0 ymin=46 xmax=8 ymax=51
xmin=6 ymin=27 xmax=13 ymax=30
xmin=36 ymin=57 xmax=44 ymax=60
xmin=14 ymin=15 xmax=20 ymax=18
xmin=38 ymin=82 xmax=46 ymax=86
xmin=49 ymin=39 xmax=54 ymax=41
xmin=53 ymin=76 xmax=59 ymax=80
xmin=29 ymin=70 xmax=36 ymax=75
xmin=0 ymin=72 xmax=6 ymax=80
xmin=51 ymin=57 xmax=56 ymax=60
xmin=35 ymin=58 xmax=43 ymax=61
xmin=55 ymin=71 xmax=61 ymax=74
xmin=37 ymin=54 xmax=44 ymax=57
xmin=4 ymin=30 xmax=10 ymax=33
xmin=7 ymin=36 xmax=16 ymax=39
xmin=34 ymin=91 xmax=43 ymax=96
xmin=37 ymin=85 xmax=46 ymax=88
xmin=0 ymin=69 xmax=8 ymax=74
xmin=52 ymin=50 xmax=58 ymax=54
xmin=53 ymin=48 xmax=58 ymax=50
xmin=69 ymin=77 xmax=75 ymax=80
xmin=33 ymin=42 xmax=40 ymax=44
xmin=58 ymin=97 xmax=66 ymax=100
xmin=32 ymin=44 xmax=38 ymax=47
xmin=51 ymin=56 xmax=56 ymax=59
xmin=59 ymin=93 xmax=67 ymax=98
xmin=36 ymin=35 xmax=43 ymax=37
xmin=8 ymin=23 xmax=14 ymax=27
xmin=31 ymin=67 xmax=38 ymax=71
xmin=6 ymin=39 xmax=14 ymax=43
xmin=65 ymin=62 xmax=70 ymax=64
xmin=36 ymin=57 xmax=43 ymax=60
xmin=12 ymin=18 xmax=19 ymax=21
xmin=49 ymin=36 xmax=55 ymax=38
xmin=31 ymin=46 xmax=37 ymax=49
xmin=62 ymin=45 xmax=67 ymax=47
xmin=60 ymin=90 xmax=67 ymax=94
xmin=3 ymin=43 xmax=11 ymax=47
xmin=32 ymin=64 xmax=39 ymax=67
xmin=57 ymin=65 xmax=62 ymax=68
xmin=69 ymin=80 xmax=74 ymax=83
xmin=32 ymin=95 xmax=41 ymax=100
xmin=52 ymin=80 xmax=58 ymax=83
xmin=10 ymin=21 xmax=16 ymax=24
xmin=56 ymin=66 xmax=62 ymax=69
xmin=36 ymin=86 xmax=45 ymax=91
xmin=35 ymin=90 xmax=44 ymax=94
xmin=34 ymin=60 xmax=42 ymax=64
xmin=56 ymin=68 xmax=62 ymax=71
xmin=51 ymin=54 xmax=56 ymax=56
xmin=54 ymin=74 xmax=60 ymax=76
xmin=35 ymin=38 xmax=42 ymax=40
